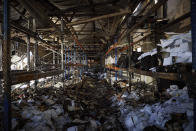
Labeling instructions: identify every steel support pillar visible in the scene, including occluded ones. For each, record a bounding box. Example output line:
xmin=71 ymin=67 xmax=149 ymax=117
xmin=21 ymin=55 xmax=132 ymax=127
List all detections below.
xmin=27 ymin=20 xmax=30 ymax=72
xmin=86 ymin=54 xmax=88 ymax=71
xmin=53 ymin=51 xmax=55 ymax=66
xmin=61 ymin=43 xmax=64 ymax=71
xmin=34 ymin=39 xmax=38 ymax=88
xmin=67 ymin=50 xmax=70 ymax=79
xmin=65 ymin=47 xmax=66 ymax=79
xmin=57 ymin=50 xmax=59 ymax=65
xmin=83 ymin=53 xmax=85 ymax=74
xmin=126 ymin=45 xmax=129 ymax=81
xmin=33 ymin=19 xmax=38 ymax=89
xmin=71 ymin=49 xmax=73 ymax=73
xmin=191 ymin=0 xmax=196 ymax=130
xmin=109 ymin=54 xmax=112 ymax=85
xmin=3 ymin=0 xmax=12 ymax=130
xmin=26 ymin=19 xmax=31 ymax=87
xmin=0 ymin=23 xmax=2 ymax=71
xmin=192 ymin=0 xmax=196 ymax=69
xmin=53 ymin=48 xmax=55 ymax=84
xmin=61 ymin=19 xmax=64 ymax=82
xmin=127 ymin=34 xmax=130 ymax=82
xmin=80 ymin=54 xmax=82 ymax=75
xmin=0 ymin=23 xmax=2 ymax=94
xmin=127 ymin=34 xmax=132 ymax=87
xmin=74 ymin=42 xmax=76 ymax=64
xmin=61 ymin=44 xmax=64 ymax=82
xmin=115 ymin=39 xmax=118 ymax=81
xmin=79 ymin=54 xmax=81 ymax=77
xmin=27 ymin=39 xmax=30 ymax=70
xmin=56 ymin=37 xmax=60 ymax=65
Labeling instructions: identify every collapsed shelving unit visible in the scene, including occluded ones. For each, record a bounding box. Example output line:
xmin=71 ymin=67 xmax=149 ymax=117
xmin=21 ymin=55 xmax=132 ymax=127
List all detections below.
xmin=0 ymin=0 xmax=195 ymax=130
xmin=103 ymin=0 xmax=194 ymax=88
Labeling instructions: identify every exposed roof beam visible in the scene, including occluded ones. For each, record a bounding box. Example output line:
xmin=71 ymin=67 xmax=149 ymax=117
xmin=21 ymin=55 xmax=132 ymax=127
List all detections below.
xmin=77 ymin=23 xmax=88 ymax=35
xmin=110 ymin=16 xmax=122 ymax=36
xmin=8 ymin=21 xmax=59 ymax=51
xmin=48 ymin=12 xmax=114 ymax=17
xmin=66 ymin=9 xmax=132 ymax=26
xmin=20 ymin=0 xmax=49 ymax=26
xmin=59 ymin=0 xmax=119 ymax=13
xmin=20 ymin=0 xmax=61 ymax=33
xmin=96 ymin=20 xmax=110 ymax=35
xmin=105 ymin=0 xmax=168 ymax=56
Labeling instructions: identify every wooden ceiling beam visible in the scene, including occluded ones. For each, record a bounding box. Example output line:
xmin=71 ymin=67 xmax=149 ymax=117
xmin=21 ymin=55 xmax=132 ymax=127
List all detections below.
xmin=77 ymin=23 xmax=89 ymax=35
xmin=48 ymin=12 xmax=114 ymax=17
xmin=59 ymin=0 xmax=119 ymax=13
xmin=66 ymin=9 xmax=132 ymax=26
xmin=105 ymin=0 xmax=168 ymax=56
xmin=96 ymin=20 xmax=110 ymax=35
xmin=20 ymin=0 xmax=49 ymax=26
xmin=20 ymin=0 xmax=61 ymax=33
xmin=110 ymin=16 xmax=122 ymax=36
xmin=9 ymin=21 xmax=59 ymax=51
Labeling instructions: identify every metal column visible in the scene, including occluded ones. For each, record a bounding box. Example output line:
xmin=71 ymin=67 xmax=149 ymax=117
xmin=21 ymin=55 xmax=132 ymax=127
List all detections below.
xmin=115 ymin=40 xmax=118 ymax=81
xmin=65 ymin=47 xmax=66 ymax=79
xmin=53 ymin=51 xmax=55 ymax=66
xmin=71 ymin=49 xmax=73 ymax=74
xmin=191 ymin=0 xmax=196 ymax=130
xmin=53 ymin=47 xmax=56 ymax=84
xmin=85 ymin=54 xmax=87 ymax=71
xmin=61 ymin=19 xmax=64 ymax=81
xmin=67 ymin=49 xmax=70 ymax=79
xmin=34 ymin=40 xmax=38 ymax=88
xmin=27 ymin=20 xmax=30 ymax=72
xmin=61 ymin=43 xmax=64 ymax=71
xmin=74 ymin=42 xmax=76 ymax=64
xmin=83 ymin=53 xmax=85 ymax=74
xmin=33 ymin=19 xmax=38 ymax=88
xmin=70 ymin=49 xmax=73 ymax=63
xmin=79 ymin=53 xmax=81 ymax=77
xmin=27 ymin=35 xmax=30 ymax=71
xmin=127 ymin=34 xmax=132 ymax=87
xmin=73 ymin=48 xmax=76 ymax=79
xmin=26 ymin=19 xmax=31 ymax=87
xmin=0 ymin=23 xmax=2 ymax=71
xmin=57 ymin=37 xmax=60 ymax=65
xmin=3 ymin=0 xmax=12 ymax=130
xmin=71 ymin=49 xmax=73 ymax=75
xmin=192 ymin=0 xmax=196 ymax=69
xmin=0 ymin=23 xmax=2 ymax=94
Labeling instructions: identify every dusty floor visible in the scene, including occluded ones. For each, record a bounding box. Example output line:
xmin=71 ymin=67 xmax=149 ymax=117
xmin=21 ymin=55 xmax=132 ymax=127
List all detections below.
xmin=0 ymin=74 xmax=194 ymax=131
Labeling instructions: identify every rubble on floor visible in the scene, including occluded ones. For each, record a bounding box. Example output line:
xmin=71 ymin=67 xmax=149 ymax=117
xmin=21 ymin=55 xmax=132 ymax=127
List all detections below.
xmin=112 ymin=83 xmax=193 ymax=131
xmin=1 ymin=75 xmax=119 ymax=130
xmin=0 ymin=74 xmax=193 ymax=131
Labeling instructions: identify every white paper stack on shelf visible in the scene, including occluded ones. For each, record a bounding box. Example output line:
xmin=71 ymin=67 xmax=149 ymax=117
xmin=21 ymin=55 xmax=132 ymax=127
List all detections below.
xmin=138 ymin=48 xmax=157 ymax=60
xmin=11 ymin=52 xmax=33 ymax=70
xmin=105 ymin=55 xmax=115 ymax=65
xmin=159 ymin=31 xmax=192 ymax=66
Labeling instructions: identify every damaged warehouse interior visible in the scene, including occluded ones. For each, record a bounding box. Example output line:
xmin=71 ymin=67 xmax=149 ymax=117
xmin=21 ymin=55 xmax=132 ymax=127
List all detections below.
xmin=0 ymin=0 xmax=196 ymax=130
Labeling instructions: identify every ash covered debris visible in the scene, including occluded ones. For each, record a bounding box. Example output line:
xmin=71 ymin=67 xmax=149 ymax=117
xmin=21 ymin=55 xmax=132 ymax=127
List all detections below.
xmin=0 ymin=71 xmax=193 ymax=131
xmin=0 ymin=73 xmax=121 ymax=131
xmin=112 ymin=85 xmax=193 ymax=131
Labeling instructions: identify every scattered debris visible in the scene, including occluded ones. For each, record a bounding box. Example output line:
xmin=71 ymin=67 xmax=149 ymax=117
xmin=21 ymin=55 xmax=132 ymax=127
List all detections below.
xmin=0 ymin=72 xmax=193 ymax=131
xmin=112 ymin=85 xmax=193 ymax=131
